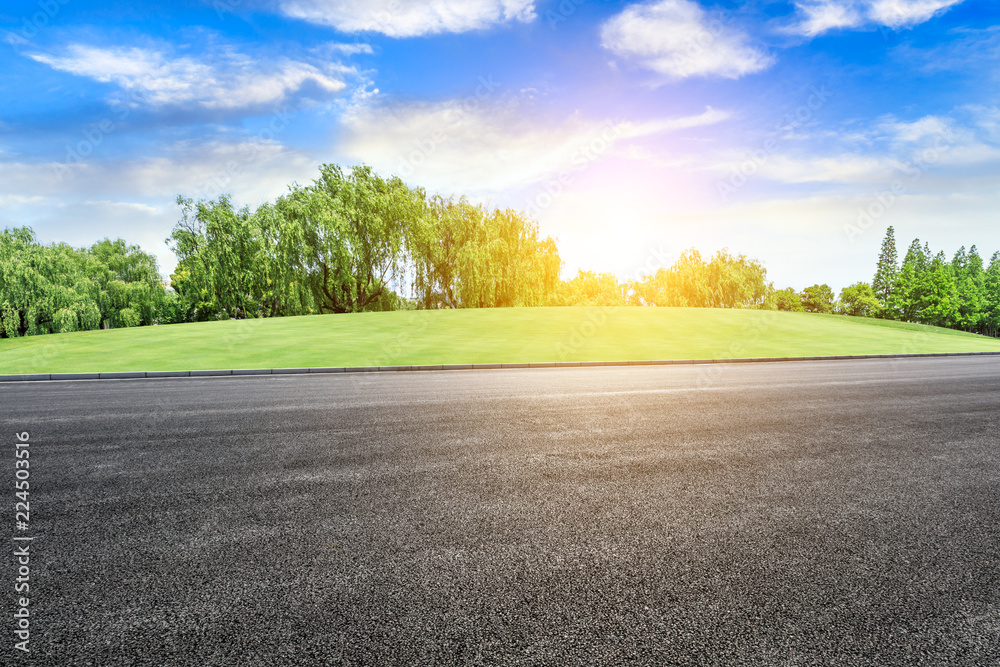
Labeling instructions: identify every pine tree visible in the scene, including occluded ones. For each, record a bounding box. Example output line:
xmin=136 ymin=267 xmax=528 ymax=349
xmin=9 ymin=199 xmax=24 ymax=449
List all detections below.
xmin=983 ymin=252 xmax=1000 ymax=338
xmin=916 ymin=252 xmax=958 ymax=327
xmin=872 ymin=226 xmax=898 ymax=316
xmin=955 ymin=246 xmax=985 ymax=332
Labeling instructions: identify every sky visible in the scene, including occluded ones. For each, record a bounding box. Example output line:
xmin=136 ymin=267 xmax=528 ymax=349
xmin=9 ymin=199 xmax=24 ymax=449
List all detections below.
xmin=1 ymin=0 xmax=999 ymax=291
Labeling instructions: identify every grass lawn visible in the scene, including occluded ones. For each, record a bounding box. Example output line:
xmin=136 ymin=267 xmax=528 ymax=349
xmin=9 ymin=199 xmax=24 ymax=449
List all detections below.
xmin=1 ymin=307 xmax=999 ymax=375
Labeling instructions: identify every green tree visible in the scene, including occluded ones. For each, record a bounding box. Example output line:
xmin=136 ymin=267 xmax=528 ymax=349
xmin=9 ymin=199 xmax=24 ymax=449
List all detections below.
xmin=982 ymin=252 xmax=1000 ymax=338
xmin=954 ymin=245 xmax=985 ymax=332
xmin=410 ymin=195 xmax=561 ymax=309
xmin=168 ymin=196 xmax=313 ymax=320
xmin=872 ymin=226 xmax=898 ymax=316
xmin=278 ymin=165 xmax=419 ymax=314
xmin=632 ymin=249 xmax=771 ymax=309
xmin=1 ymin=227 xmax=163 ymax=337
xmin=801 ymin=284 xmax=835 ymax=313
xmin=551 ymin=271 xmax=626 ymax=306
xmin=87 ymin=238 xmax=164 ymax=327
xmin=802 ymin=283 xmax=834 ymax=313
xmin=838 ymin=282 xmax=880 ymax=317
xmin=771 ymin=287 xmax=804 ymax=312
xmin=915 ymin=252 xmax=958 ymax=327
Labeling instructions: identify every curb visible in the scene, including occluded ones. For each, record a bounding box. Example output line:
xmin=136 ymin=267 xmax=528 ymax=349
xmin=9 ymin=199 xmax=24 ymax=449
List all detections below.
xmin=1 ymin=351 xmax=999 ymax=383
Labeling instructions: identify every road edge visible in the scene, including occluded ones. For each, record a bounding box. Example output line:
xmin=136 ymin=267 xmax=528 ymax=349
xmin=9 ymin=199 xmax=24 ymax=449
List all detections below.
xmin=2 ymin=351 xmax=1000 ymax=382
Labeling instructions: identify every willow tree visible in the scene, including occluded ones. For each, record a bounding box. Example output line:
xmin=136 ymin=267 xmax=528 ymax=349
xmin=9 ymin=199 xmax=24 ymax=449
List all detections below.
xmin=631 ymin=249 xmax=770 ymax=309
xmin=1 ymin=227 xmax=160 ymax=336
xmin=410 ymin=197 xmax=561 ymax=309
xmin=168 ymin=196 xmax=312 ymax=320
xmin=278 ymin=164 xmax=420 ymax=314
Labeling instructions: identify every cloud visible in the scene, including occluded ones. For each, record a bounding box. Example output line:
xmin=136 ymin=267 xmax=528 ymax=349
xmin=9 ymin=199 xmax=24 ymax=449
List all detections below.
xmin=600 ymin=0 xmax=773 ymax=80
xmin=785 ymin=0 xmax=965 ymax=37
xmin=315 ymin=42 xmax=375 ymax=56
xmin=709 ymin=107 xmax=1000 ymax=194
xmin=0 ymin=133 xmax=325 ymax=276
xmin=277 ymin=0 xmax=535 ymax=37
xmin=336 ymin=94 xmax=730 ymax=194
xmin=754 ymin=153 xmax=903 ymax=183
xmin=881 ymin=115 xmax=954 ymax=143
xmin=868 ymin=0 xmax=965 ymax=28
xmin=27 ymin=43 xmax=349 ymax=111
xmin=789 ymin=2 xmax=865 ymax=37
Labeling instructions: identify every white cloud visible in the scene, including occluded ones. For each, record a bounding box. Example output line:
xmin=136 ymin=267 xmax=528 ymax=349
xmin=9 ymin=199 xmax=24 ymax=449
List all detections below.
xmin=881 ymin=115 xmax=954 ymax=143
xmin=600 ymin=0 xmax=772 ymax=80
xmin=28 ymin=44 xmax=348 ymax=110
xmin=319 ymin=42 xmax=374 ymax=55
xmin=868 ymin=0 xmax=965 ymax=28
xmin=755 ymin=153 xmax=903 ymax=183
xmin=278 ymin=0 xmax=535 ymax=37
xmin=336 ymin=95 xmax=730 ymax=194
xmin=786 ymin=0 xmax=965 ymax=37
xmin=708 ymin=107 xmax=1000 ymax=194
xmin=788 ymin=2 xmax=864 ymax=37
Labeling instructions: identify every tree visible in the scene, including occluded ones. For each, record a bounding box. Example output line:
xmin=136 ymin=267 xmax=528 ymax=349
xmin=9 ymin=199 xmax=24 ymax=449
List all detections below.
xmin=1 ymin=227 xmax=164 ymax=337
xmin=551 ymin=271 xmax=627 ymax=306
xmin=632 ymin=249 xmax=771 ymax=309
xmin=914 ymin=251 xmax=958 ymax=327
xmin=954 ymin=245 xmax=985 ymax=332
xmin=838 ymin=282 xmax=880 ymax=317
xmin=872 ymin=226 xmax=898 ymax=315
xmin=410 ymin=195 xmax=562 ymax=309
xmin=87 ymin=238 xmax=164 ymax=327
xmin=279 ymin=164 xmax=420 ymax=314
xmin=801 ymin=284 xmax=835 ymax=313
xmin=983 ymin=252 xmax=1000 ymax=338
xmin=771 ymin=287 xmax=804 ymax=312
xmin=168 ymin=196 xmax=298 ymax=321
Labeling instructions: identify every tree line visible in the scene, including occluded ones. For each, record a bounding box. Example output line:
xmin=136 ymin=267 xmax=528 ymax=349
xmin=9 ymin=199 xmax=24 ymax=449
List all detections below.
xmin=871 ymin=226 xmax=1000 ymax=336
xmin=0 ymin=227 xmax=164 ymax=337
xmin=3 ymin=164 xmax=998 ymax=338
xmin=769 ymin=226 xmax=1000 ymax=337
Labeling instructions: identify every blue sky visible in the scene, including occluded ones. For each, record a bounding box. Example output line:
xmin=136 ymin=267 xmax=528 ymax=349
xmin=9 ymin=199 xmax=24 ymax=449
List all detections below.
xmin=2 ymin=0 xmax=998 ymax=290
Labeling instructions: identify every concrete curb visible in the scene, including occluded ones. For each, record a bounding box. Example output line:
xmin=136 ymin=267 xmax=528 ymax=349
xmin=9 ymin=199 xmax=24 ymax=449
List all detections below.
xmin=2 ymin=351 xmax=999 ymax=383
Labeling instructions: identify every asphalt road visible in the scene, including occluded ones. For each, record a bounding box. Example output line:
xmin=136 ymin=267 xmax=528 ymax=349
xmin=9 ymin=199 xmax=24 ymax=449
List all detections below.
xmin=3 ymin=358 xmax=1000 ymax=666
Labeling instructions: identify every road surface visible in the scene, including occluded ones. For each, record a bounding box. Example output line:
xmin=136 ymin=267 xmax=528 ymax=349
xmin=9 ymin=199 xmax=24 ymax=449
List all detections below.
xmin=3 ymin=358 xmax=1000 ymax=665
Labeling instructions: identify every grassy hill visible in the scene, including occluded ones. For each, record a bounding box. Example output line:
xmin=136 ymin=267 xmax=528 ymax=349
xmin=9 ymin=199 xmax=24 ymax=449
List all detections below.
xmin=1 ymin=307 xmax=999 ymax=375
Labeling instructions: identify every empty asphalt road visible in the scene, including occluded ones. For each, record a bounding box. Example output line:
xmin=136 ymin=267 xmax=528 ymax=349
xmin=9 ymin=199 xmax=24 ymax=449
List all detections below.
xmin=3 ymin=357 xmax=1000 ymax=666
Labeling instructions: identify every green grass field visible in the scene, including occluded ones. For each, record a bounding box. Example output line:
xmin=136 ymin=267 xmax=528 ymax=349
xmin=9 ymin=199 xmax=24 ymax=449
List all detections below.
xmin=1 ymin=307 xmax=999 ymax=375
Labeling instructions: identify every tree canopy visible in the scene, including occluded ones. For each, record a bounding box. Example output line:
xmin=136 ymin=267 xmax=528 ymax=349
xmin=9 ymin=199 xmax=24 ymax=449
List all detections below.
xmin=1 ymin=227 xmax=163 ymax=338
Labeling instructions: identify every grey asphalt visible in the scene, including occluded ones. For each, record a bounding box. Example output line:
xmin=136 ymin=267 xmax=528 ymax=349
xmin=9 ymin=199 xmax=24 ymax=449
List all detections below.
xmin=3 ymin=357 xmax=1000 ymax=666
